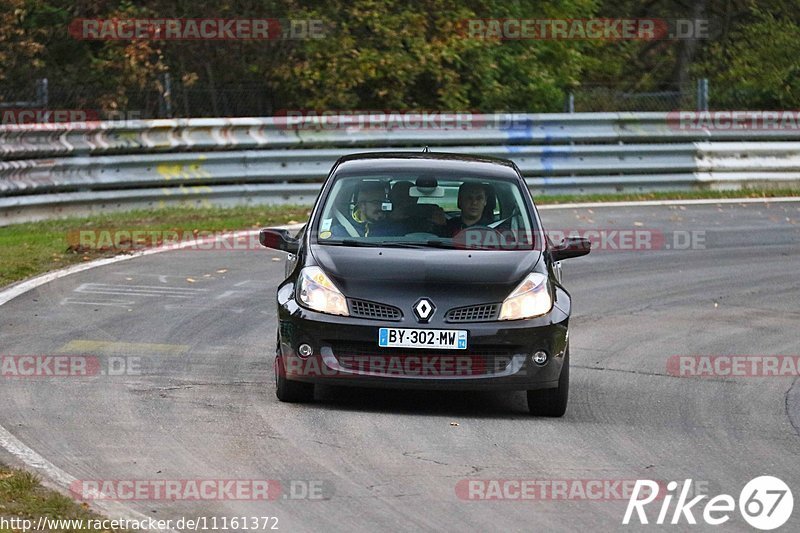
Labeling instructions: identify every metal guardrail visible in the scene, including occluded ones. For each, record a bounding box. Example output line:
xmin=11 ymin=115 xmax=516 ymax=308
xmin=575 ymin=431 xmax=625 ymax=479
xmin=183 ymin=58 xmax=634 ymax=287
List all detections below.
xmin=2 ymin=113 xmax=799 ymax=224
xmin=6 ymin=113 xmax=800 ymax=160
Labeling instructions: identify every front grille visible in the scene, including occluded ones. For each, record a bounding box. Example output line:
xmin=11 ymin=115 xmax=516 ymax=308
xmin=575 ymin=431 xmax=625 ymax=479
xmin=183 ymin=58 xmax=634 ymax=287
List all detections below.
xmin=327 ymin=341 xmax=521 ymax=376
xmin=445 ymin=303 xmax=500 ymax=322
xmin=348 ymin=299 xmax=402 ymax=321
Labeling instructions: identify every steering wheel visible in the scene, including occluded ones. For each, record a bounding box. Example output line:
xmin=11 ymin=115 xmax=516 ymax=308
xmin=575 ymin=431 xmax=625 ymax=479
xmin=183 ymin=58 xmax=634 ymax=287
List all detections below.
xmin=402 ymin=232 xmax=441 ymax=239
xmin=465 ymin=225 xmax=505 ymax=237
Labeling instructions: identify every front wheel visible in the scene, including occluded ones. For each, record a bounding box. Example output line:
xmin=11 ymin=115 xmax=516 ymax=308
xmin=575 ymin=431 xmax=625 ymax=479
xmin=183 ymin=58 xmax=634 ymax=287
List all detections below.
xmin=274 ymin=353 xmax=314 ymax=403
xmin=527 ymin=347 xmax=569 ymax=417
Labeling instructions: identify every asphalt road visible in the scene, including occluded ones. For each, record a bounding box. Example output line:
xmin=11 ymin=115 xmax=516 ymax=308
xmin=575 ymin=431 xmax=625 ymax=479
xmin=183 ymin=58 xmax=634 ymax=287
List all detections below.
xmin=1 ymin=200 xmax=799 ymax=532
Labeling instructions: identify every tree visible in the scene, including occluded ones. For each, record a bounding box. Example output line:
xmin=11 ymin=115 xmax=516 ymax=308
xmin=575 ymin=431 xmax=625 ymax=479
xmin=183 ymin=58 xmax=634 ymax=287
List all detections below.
xmin=694 ymin=8 xmax=800 ymax=108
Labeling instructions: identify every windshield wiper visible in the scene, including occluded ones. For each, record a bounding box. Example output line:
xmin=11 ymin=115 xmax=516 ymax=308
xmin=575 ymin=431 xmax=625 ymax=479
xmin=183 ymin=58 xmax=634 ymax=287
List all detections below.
xmin=321 ymin=239 xmax=460 ymax=249
xmin=379 ymin=240 xmax=459 ymax=249
xmin=321 ymin=239 xmax=381 ymax=247
xmin=422 ymin=240 xmax=459 ymax=249
xmin=376 ymin=242 xmax=430 ymax=249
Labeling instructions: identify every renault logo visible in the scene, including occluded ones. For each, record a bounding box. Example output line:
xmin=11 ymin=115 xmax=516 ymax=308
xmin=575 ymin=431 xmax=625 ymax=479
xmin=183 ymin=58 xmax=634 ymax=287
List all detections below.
xmin=413 ymin=298 xmax=435 ymax=323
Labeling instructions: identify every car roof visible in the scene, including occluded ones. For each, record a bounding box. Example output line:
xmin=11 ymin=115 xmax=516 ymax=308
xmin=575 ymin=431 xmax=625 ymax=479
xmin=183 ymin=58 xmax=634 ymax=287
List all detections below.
xmin=333 ymin=151 xmax=520 ymax=179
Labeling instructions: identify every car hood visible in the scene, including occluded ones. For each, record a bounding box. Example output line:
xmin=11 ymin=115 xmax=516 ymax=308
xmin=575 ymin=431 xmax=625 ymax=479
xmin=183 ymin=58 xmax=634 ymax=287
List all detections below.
xmin=310 ymin=245 xmax=542 ymax=308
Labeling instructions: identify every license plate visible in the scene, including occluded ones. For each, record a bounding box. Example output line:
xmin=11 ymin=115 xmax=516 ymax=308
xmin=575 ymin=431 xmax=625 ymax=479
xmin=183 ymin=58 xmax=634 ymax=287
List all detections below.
xmin=378 ymin=328 xmax=468 ymax=350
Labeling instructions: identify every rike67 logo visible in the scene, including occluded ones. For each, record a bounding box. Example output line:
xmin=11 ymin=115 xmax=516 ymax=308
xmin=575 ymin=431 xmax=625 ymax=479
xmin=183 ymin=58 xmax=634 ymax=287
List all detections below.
xmin=624 ymin=476 xmax=793 ymax=530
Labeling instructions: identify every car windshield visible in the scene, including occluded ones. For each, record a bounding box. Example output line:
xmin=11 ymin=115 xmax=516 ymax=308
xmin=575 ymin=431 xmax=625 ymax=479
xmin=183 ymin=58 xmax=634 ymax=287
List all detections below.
xmin=314 ymin=173 xmax=538 ymax=250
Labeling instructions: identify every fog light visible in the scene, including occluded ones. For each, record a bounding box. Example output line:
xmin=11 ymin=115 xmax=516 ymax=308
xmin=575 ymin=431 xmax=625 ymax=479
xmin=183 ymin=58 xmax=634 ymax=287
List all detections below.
xmin=298 ymin=343 xmax=313 ymax=358
xmin=532 ymin=350 xmax=548 ymax=365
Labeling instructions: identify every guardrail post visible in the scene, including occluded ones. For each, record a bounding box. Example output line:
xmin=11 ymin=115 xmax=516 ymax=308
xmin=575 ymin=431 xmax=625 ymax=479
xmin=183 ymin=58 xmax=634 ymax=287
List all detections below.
xmin=159 ymin=73 xmax=173 ymax=118
xmin=696 ymin=78 xmax=709 ymax=111
xmin=564 ymin=92 xmax=575 ymax=113
xmin=36 ymin=78 xmax=49 ymax=108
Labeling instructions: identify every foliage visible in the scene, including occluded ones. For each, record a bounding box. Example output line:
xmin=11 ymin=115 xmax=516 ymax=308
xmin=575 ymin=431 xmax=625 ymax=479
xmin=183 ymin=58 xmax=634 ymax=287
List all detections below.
xmin=1 ymin=0 xmax=798 ymax=113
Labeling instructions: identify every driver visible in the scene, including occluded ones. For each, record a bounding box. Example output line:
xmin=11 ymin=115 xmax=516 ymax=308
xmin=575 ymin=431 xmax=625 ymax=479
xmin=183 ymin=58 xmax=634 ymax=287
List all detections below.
xmin=446 ymin=182 xmax=493 ymax=236
xmin=329 ymin=181 xmax=399 ymax=238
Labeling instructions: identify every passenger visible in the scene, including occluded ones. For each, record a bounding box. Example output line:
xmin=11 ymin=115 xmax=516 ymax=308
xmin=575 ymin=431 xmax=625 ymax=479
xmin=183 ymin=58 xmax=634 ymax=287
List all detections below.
xmin=446 ymin=182 xmax=494 ymax=236
xmin=388 ymin=181 xmax=447 ymax=235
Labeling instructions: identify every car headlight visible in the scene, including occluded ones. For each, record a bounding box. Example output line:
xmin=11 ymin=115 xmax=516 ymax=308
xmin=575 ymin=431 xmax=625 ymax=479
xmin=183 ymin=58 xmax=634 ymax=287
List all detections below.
xmin=297 ymin=266 xmax=349 ymax=316
xmin=499 ymin=272 xmax=552 ymax=320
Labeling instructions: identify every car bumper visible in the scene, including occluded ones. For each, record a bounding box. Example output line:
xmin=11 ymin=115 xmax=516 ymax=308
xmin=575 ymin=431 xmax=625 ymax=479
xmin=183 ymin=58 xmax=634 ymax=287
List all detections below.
xmin=277 ymin=299 xmax=569 ymax=391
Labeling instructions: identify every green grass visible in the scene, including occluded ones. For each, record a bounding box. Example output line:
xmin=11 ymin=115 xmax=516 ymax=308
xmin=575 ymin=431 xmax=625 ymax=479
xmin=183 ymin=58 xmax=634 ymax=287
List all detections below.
xmin=0 ymin=463 xmax=126 ymax=532
xmin=0 ymin=205 xmax=311 ymax=288
xmin=1 ymin=189 xmax=798 ymax=289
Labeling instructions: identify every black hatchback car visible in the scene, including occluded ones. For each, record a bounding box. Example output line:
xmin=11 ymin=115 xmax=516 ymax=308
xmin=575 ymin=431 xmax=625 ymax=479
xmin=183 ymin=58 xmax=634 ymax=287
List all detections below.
xmin=260 ymin=152 xmax=590 ymax=416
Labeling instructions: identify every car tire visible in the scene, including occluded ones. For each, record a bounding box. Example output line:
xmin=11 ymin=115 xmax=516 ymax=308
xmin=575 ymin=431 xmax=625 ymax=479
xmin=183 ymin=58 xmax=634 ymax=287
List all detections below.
xmin=274 ymin=352 xmax=315 ymax=403
xmin=527 ymin=347 xmax=569 ymax=417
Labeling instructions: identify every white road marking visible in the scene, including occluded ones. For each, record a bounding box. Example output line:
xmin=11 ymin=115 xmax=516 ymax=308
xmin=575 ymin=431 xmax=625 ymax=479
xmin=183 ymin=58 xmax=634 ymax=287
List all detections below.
xmin=164 ymin=304 xmax=245 ymax=313
xmin=214 ymin=290 xmax=249 ymax=300
xmin=537 ymin=196 xmax=800 ymax=210
xmin=75 ymin=283 xmax=208 ymax=299
xmin=0 ymin=424 xmax=177 ymax=530
xmin=60 ymin=297 xmax=136 ymax=307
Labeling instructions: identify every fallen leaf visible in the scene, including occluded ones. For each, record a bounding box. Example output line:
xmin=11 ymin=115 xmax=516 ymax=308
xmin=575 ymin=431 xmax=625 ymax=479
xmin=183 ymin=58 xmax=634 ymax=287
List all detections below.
xmin=186 ymin=277 xmax=196 ymax=283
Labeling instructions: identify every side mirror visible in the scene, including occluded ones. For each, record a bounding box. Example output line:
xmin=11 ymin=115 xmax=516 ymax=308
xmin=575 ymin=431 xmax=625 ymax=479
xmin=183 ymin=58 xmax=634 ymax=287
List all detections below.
xmin=551 ymin=237 xmax=591 ymax=261
xmin=259 ymin=228 xmax=299 ymax=254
